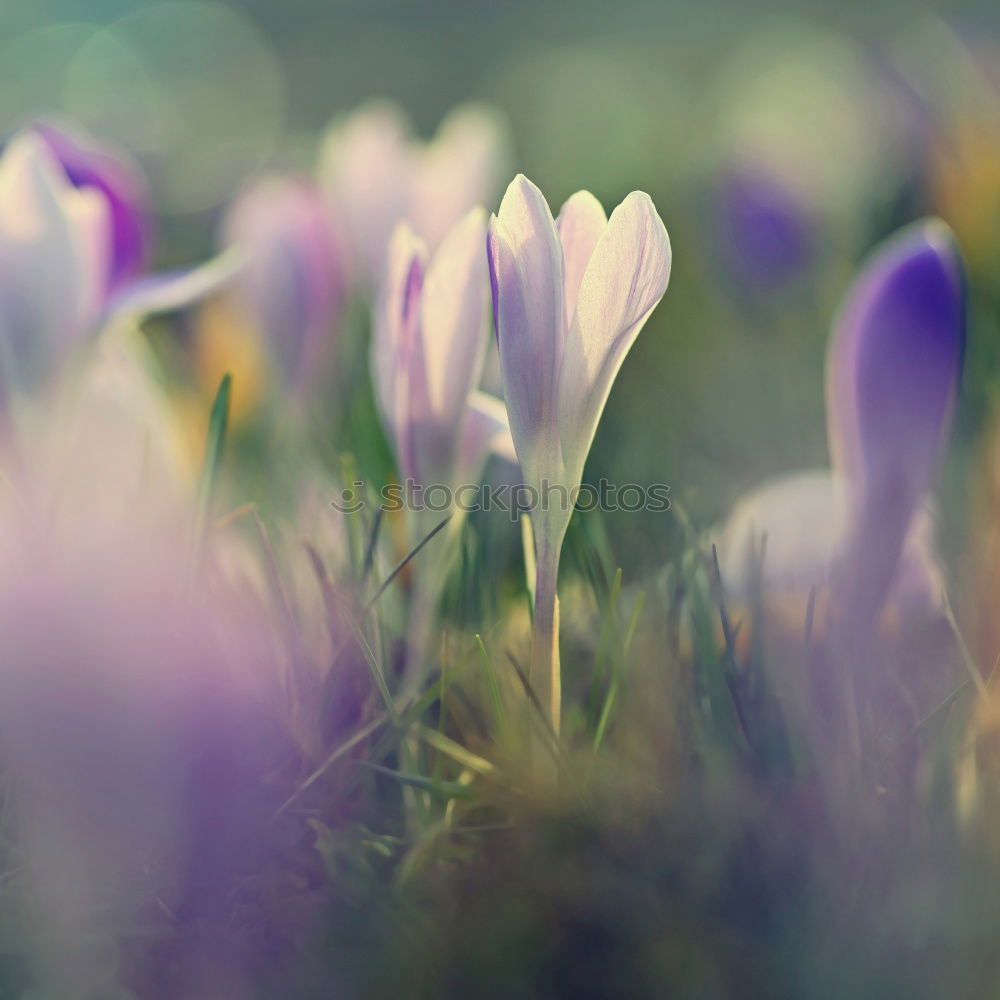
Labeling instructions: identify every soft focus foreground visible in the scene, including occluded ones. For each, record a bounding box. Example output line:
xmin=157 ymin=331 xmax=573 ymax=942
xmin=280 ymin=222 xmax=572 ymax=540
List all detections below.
xmin=1 ymin=3 xmax=1000 ymax=998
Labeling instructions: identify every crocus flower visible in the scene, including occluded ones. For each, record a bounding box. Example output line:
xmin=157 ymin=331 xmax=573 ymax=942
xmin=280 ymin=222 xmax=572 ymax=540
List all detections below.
xmin=373 ymin=208 xmax=514 ymax=688
xmin=0 ymin=129 xmax=239 ymax=418
xmin=0 ymin=295 xmax=288 ymax=994
xmin=716 ymin=219 xmax=964 ymax=635
xmin=488 ymin=174 xmax=672 ymax=732
xmin=714 ymin=160 xmax=815 ymax=292
xmin=318 ymin=101 xmax=509 ymax=283
xmin=31 ymin=119 xmax=151 ymax=293
xmin=221 ymin=174 xmax=345 ymax=397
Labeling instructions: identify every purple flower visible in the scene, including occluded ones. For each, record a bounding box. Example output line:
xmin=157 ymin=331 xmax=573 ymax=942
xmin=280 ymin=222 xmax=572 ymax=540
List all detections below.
xmin=31 ymin=119 xmax=151 ymax=294
xmin=222 ymin=174 xmax=345 ymax=394
xmin=487 ymin=174 xmax=672 ymax=731
xmin=717 ymin=220 xmax=964 ymax=630
xmin=715 ymin=161 xmax=815 ymax=291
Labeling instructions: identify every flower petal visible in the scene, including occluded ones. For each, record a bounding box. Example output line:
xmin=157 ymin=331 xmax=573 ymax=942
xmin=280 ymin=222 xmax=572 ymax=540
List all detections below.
xmin=417 ymin=207 xmax=489 ymax=429
xmin=826 ymin=219 xmax=964 ymax=624
xmin=715 ymin=470 xmax=845 ymax=601
xmin=557 ymin=191 xmax=671 ymax=486
xmin=371 ymin=222 xmax=426 ymax=481
xmin=222 ymin=175 xmax=344 ymax=392
xmin=556 ymin=191 xmax=607 ymax=324
xmin=317 ymin=101 xmax=412 ymax=281
xmin=411 ymin=103 xmax=509 ymax=252
xmin=0 ymin=132 xmax=108 ymax=392
xmin=32 ymin=119 xmax=152 ymax=294
xmin=454 ymin=391 xmax=516 ymax=488
xmin=488 ymin=174 xmax=565 ymax=486
xmin=106 ymin=249 xmax=243 ymax=320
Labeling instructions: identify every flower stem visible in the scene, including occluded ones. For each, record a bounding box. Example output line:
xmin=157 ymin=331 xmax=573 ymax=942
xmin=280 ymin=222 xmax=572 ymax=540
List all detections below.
xmin=531 ymin=549 xmax=561 ymax=736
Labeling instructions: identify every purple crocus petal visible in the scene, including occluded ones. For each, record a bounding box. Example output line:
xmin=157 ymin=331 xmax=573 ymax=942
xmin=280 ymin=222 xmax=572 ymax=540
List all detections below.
xmin=715 ymin=162 xmax=814 ymax=291
xmin=826 ymin=219 xmax=964 ymax=624
xmin=223 ymin=176 xmax=343 ymax=392
xmin=557 ymin=191 xmax=671 ymax=487
xmin=403 ymin=206 xmax=490 ymax=490
xmin=827 ymin=219 xmax=964 ymax=495
xmin=556 ymin=191 xmax=607 ymax=324
xmin=488 ymin=174 xmax=566 ymax=487
xmin=32 ymin=120 xmax=151 ymax=294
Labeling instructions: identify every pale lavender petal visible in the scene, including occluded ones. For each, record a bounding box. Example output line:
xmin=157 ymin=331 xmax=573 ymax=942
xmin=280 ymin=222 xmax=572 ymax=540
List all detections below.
xmin=715 ymin=470 xmax=844 ymax=601
xmin=31 ymin=120 xmax=152 ymax=294
xmin=0 ymin=132 xmax=108 ymax=392
xmin=827 ymin=219 xmax=963 ymax=498
xmin=417 ymin=207 xmax=488 ymax=427
xmin=411 ymin=104 xmax=509 ymax=251
xmin=371 ymin=223 xmax=426 ymax=481
xmin=556 ymin=191 xmax=607 ymax=323
xmin=454 ymin=390 xmax=517 ymax=488
xmin=714 ymin=469 xmax=945 ymax=625
xmin=106 ymin=249 xmax=243 ymax=319
xmin=222 ymin=175 xmax=344 ymax=392
xmin=826 ymin=219 xmax=964 ymax=623
xmin=318 ymin=101 xmax=412 ymax=281
xmin=488 ymin=174 xmax=565 ymax=486
xmin=557 ymin=191 xmax=671 ymax=487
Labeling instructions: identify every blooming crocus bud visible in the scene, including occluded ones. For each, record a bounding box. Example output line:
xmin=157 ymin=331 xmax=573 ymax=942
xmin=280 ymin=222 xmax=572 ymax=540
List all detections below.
xmin=716 ymin=220 xmax=964 ymax=633
xmin=31 ymin=119 xmax=151 ymax=293
xmin=827 ymin=219 xmax=964 ymax=623
xmin=714 ymin=161 xmax=815 ymax=291
xmin=319 ymin=101 xmax=508 ymax=283
xmin=487 ymin=174 xmax=671 ymax=732
xmin=488 ymin=175 xmax=672 ymax=552
xmin=0 ymin=132 xmax=108 ymax=395
xmin=222 ymin=174 xmax=344 ymax=394
xmin=373 ymin=208 xmax=512 ymax=500
xmin=373 ymin=210 xmax=514 ymax=691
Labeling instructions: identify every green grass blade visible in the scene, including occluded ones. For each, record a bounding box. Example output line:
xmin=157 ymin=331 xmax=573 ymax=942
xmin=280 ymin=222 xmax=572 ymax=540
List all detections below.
xmin=190 ymin=372 xmax=231 ymax=572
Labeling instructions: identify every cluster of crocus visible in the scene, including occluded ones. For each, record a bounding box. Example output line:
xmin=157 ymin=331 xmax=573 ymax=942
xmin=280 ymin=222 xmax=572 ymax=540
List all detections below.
xmin=215 ymin=104 xmax=674 ymax=728
xmin=213 ymin=101 xmax=509 ymax=419
xmin=0 ymin=90 xmax=977 ymax=996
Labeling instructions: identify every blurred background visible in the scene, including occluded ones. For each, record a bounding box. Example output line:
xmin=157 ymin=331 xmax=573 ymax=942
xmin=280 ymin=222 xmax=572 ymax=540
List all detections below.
xmin=2 ymin=0 xmax=998 ymax=573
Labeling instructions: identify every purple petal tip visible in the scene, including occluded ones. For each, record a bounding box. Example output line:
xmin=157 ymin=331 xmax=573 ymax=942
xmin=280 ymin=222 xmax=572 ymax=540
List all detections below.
xmin=831 ymin=217 xmax=965 ymax=495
